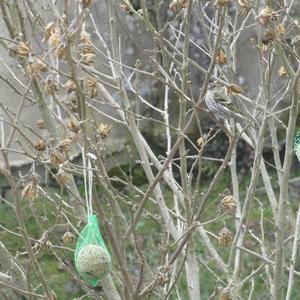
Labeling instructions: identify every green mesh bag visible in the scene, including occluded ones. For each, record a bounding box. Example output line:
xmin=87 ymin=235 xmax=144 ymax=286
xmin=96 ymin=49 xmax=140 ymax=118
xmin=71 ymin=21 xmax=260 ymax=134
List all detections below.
xmin=74 ymin=214 xmax=111 ymax=286
xmin=294 ymin=129 xmax=300 ymax=162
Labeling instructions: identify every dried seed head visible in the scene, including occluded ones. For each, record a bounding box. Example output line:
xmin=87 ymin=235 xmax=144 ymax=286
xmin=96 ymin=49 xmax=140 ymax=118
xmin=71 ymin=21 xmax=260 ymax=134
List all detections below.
xmin=225 ymin=84 xmax=244 ymax=95
xmin=10 ymin=41 xmax=30 ymax=57
xmin=238 ymin=0 xmax=251 ymax=8
xmin=218 ymin=227 xmax=233 ymax=247
xmin=44 ymin=78 xmax=59 ymax=95
xmin=219 ymin=287 xmax=232 ymax=300
xmin=68 ymin=93 xmax=78 ymax=112
xmin=258 ymin=6 xmax=279 ymax=26
xmin=41 ymin=240 xmax=52 ymax=250
xmin=82 ymin=0 xmax=93 ymax=8
xmin=64 ymin=80 xmax=76 ymax=93
xmin=169 ymin=0 xmax=188 ymax=11
xmin=55 ymin=43 xmax=68 ymax=60
xmin=21 ymin=181 xmax=38 ymax=201
xmin=58 ymin=138 xmax=73 ymax=152
xmin=86 ymin=76 xmax=98 ymax=98
xmin=67 ymin=119 xmax=81 ymax=133
xmin=221 ymin=195 xmax=236 ymax=214
xmin=79 ymin=32 xmax=95 ymax=55
xmin=50 ymin=149 xmax=65 ymax=166
xmin=43 ymin=22 xmax=57 ymax=43
xmin=48 ymin=33 xmax=61 ymax=48
xmin=34 ymin=139 xmax=47 ymax=152
xmin=26 ymin=56 xmax=47 ymax=77
xmin=80 ymin=53 xmax=96 ymax=65
xmin=119 ymin=2 xmax=131 ymax=12
xmin=36 ymin=119 xmax=45 ymax=129
xmin=216 ymin=49 xmax=227 ymax=65
xmin=56 ymin=169 xmax=69 ymax=187
xmin=217 ymin=0 xmax=230 ymax=7
xmin=278 ymin=65 xmax=287 ymax=77
xmin=62 ymin=231 xmax=75 ymax=244
xmin=98 ymin=123 xmax=112 ymax=138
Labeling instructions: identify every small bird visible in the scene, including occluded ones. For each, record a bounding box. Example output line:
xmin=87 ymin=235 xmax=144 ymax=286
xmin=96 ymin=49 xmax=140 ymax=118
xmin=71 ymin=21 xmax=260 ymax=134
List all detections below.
xmin=205 ymin=83 xmax=250 ymax=124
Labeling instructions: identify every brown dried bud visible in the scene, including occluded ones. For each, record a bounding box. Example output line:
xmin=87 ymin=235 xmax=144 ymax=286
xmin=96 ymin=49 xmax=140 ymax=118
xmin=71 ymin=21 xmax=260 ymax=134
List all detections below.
xmin=26 ymin=56 xmax=47 ymax=77
xmin=34 ymin=139 xmax=47 ymax=152
xmin=80 ymin=53 xmax=96 ymax=65
xmin=62 ymin=231 xmax=75 ymax=244
xmin=219 ymin=287 xmax=232 ymax=300
xmin=64 ymin=80 xmax=76 ymax=93
xmin=278 ymin=65 xmax=287 ymax=77
xmin=43 ymin=22 xmax=57 ymax=43
xmin=82 ymin=0 xmax=93 ymax=8
xmin=21 ymin=181 xmax=38 ymax=201
xmin=50 ymin=149 xmax=65 ymax=166
xmin=221 ymin=195 xmax=236 ymax=214
xmin=217 ymin=0 xmax=230 ymax=7
xmin=58 ymin=138 xmax=73 ymax=152
xmin=56 ymin=169 xmax=69 ymax=187
xmin=41 ymin=240 xmax=52 ymax=250
xmin=258 ymin=6 xmax=279 ymax=26
xmin=55 ymin=43 xmax=68 ymax=60
xmin=67 ymin=119 xmax=81 ymax=133
xmin=225 ymin=84 xmax=244 ymax=95
xmin=68 ymin=93 xmax=78 ymax=112
xmin=36 ymin=119 xmax=45 ymax=129
xmin=98 ymin=123 xmax=112 ymax=138
xmin=169 ymin=0 xmax=188 ymax=11
xmin=10 ymin=41 xmax=30 ymax=57
xmin=48 ymin=33 xmax=61 ymax=48
xmin=219 ymin=227 xmax=233 ymax=247
xmin=86 ymin=76 xmax=98 ymax=98
xmin=44 ymin=78 xmax=59 ymax=95
xmin=216 ymin=49 xmax=227 ymax=65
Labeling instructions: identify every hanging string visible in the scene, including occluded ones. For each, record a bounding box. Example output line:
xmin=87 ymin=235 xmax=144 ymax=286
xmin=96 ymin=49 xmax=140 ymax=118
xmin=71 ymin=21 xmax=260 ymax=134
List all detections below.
xmin=88 ymin=158 xmax=93 ymax=215
xmin=82 ymin=147 xmax=90 ymax=217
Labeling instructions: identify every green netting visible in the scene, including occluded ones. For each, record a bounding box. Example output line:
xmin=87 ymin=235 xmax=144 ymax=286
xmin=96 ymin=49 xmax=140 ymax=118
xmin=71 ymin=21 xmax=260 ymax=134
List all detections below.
xmin=294 ymin=129 xmax=300 ymax=162
xmin=74 ymin=214 xmax=111 ymax=287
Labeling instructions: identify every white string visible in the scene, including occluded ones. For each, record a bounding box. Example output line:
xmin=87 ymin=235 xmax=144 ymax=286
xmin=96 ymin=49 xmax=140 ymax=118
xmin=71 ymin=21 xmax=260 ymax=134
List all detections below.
xmin=81 ymin=147 xmax=90 ymax=216
xmin=88 ymin=159 xmax=93 ymax=215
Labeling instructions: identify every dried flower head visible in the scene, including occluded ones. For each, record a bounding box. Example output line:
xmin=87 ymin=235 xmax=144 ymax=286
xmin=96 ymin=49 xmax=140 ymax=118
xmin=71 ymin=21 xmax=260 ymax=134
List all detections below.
xmin=9 ymin=41 xmax=30 ymax=57
xmin=80 ymin=53 xmax=96 ymax=65
xmin=64 ymin=80 xmax=76 ymax=93
xmin=40 ymin=240 xmax=52 ymax=250
xmin=82 ymin=0 xmax=93 ymax=8
xmin=86 ymin=76 xmax=98 ymax=98
xmin=21 ymin=180 xmax=38 ymax=201
xmin=221 ymin=195 xmax=236 ymax=214
xmin=258 ymin=6 xmax=279 ymax=26
xmin=34 ymin=139 xmax=47 ymax=152
xmin=50 ymin=149 xmax=65 ymax=166
xmin=98 ymin=123 xmax=112 ymax=138
xmin=48 ymin=33 xmax=61 ymax=48
xmin=278 ymin=65 xmax=287 ymax=77
xmin=217 ymin=0 xmax=230 ymax=7
xmin=225 ymin=84 xmax=244 ymax=95
xmin=216 ymin=49 xmax=227 ymax=65
xmin=55 ymin=43 xmax=68 ymax=60
xmin=169 ymin=0 xmax=188 ymax=11
xmin=79 ymin=31 xmax=95 ymax=55
xmin=43 ymin=22 xmax=57 ymax=42
xmin=68 ymin=93 xmax=78 ymax=112
xmin=26 ymin=56 xmax=47 ymax=77
xmin=44 ymin=78 xmax=59 ymax=95
xmin=62 ymin=231 xmax=75 ymax=244
xmin=36 ymin=119 xmax=45 ymax=129
xmin=219 ymin=287 xmax=232 ymax=300
xmin=58 ymin=138 xmax=73 ymax=153
xmin=67 ymin=119 xmax=81 ymax=133
xmin=56 ymin=169 xmax=70 ymax=187
xmin=219 ymin=227 xmax=233 ymax=247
